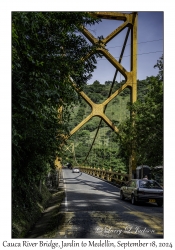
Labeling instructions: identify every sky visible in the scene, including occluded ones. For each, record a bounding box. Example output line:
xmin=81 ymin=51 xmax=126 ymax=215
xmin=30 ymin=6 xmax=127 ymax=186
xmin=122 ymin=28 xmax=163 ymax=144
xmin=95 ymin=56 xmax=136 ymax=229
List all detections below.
xmin=85 ymin=12 xmax=163 ymax=84
xmin=0 ymin=0 xmax=175 ymax=244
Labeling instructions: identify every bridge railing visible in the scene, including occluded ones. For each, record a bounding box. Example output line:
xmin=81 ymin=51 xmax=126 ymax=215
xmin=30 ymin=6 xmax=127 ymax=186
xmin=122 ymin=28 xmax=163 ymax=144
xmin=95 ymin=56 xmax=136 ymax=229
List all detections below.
xmin=79 ymin=166 xmax=129 ymax=186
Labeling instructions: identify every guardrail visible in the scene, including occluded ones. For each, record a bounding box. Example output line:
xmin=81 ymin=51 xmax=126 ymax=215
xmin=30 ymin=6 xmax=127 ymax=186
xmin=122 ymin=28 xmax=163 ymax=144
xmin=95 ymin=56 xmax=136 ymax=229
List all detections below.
xmin=79 ymin=166 xmax=129 ymax=186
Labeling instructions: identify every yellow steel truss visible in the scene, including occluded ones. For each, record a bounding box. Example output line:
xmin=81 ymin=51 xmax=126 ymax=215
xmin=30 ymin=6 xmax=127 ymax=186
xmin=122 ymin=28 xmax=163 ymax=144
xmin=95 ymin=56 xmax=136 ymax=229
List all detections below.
xmin=63 ymin=12 xmax=138 ymax=177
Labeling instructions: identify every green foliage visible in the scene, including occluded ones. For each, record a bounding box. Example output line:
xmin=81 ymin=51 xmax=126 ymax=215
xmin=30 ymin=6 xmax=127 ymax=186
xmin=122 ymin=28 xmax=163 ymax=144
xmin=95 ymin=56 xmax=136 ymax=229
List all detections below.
xmin=116 ymin=55 xmax=163 ymax=167
xmin=133 ymin=76 xmax=163 ymax=166
xmin=154 ymin=55 xmax=163 ymax=81
xmin=12 ymin=184 xmax=51 ymax=238
xmin=66 ymin=55 xmax=163 ymax=172
xmin=12 ymin=12 xmax=101 ymax=216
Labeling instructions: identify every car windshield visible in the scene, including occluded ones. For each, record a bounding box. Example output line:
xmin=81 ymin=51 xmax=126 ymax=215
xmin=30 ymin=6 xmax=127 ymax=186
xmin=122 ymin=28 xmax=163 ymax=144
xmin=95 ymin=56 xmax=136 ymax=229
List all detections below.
xmin=139 ymin=180 xmax=162 ymax=189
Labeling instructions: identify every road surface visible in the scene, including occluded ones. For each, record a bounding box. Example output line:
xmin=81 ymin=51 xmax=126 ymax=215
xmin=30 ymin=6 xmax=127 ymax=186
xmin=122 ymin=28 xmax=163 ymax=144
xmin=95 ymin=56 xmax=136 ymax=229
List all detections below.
xmin=56 ymin=167 xmax=163 ymax=239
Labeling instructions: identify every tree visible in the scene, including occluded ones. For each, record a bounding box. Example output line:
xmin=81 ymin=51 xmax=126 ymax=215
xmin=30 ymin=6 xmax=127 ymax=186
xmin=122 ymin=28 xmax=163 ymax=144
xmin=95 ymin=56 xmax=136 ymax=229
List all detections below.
xmin=12 ymin=12 xmax=101 ymax=207
xmin=133 ymin=75 xmax=163 ymax=166
xmin=116 ymin=55 xmax=163 ymax=168
xmin=92 ymin=80 xmax=103 ymax=94
xmin=154 ymin=54 xmax=163 ymax=81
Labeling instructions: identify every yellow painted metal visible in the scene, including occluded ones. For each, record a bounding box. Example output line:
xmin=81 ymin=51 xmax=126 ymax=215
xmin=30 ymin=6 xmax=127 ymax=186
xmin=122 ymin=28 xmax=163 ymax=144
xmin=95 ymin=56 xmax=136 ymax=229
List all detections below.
xmin=66 ymin=12 xmax=137 ymax=175
xmin=54 ymin=156 xmax=62 ymax=169
xmin=69 ymin=78 xmax=119 ymax=135
xmin=79 ymin=166 xmax=129 ymax=184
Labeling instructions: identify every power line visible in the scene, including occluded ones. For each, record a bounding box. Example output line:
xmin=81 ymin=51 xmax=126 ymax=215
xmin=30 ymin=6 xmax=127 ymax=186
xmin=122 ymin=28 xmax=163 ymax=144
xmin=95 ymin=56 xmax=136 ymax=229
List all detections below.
xmin=96 ymin=50 xmax=163 ymax=61
xmin=136 ymin=50 xmax=163 ymax=56
xmin=107 ymin=38 xmax=163 ymax=49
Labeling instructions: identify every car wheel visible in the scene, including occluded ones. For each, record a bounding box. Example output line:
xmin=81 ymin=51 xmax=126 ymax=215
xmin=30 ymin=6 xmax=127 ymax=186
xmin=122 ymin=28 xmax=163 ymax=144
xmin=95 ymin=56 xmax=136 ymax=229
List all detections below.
xmin=131 ymin=194 xmax=137 ymax=205
xmin=120 ymin=191 xmax=125 ymax=200
xmin=157 ymin=201 xmax=163 ymax=207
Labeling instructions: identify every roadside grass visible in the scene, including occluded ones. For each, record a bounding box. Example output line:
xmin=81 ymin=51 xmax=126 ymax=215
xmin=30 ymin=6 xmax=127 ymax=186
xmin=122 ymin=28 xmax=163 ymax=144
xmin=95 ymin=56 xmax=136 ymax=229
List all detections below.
xmin=12 ymin=185 xmax=65 ymax=238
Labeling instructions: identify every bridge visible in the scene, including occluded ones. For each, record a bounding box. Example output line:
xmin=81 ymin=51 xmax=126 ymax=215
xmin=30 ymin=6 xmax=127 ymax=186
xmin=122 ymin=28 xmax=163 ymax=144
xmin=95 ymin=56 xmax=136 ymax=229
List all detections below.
xmin=56 ymin=12 xmax=138 ymax=180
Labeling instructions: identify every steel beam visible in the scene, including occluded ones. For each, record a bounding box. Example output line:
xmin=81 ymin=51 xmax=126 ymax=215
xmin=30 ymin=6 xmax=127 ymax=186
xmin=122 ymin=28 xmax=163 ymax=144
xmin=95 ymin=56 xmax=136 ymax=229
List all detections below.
xmin=67 ymin=12 xmax=138 ymax=175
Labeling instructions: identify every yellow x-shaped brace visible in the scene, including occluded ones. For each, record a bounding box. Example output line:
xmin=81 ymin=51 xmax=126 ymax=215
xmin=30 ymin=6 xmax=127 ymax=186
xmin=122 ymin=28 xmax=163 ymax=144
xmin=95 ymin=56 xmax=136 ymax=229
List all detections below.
xmin=64 ymin=143 xmax=74 ymax=153
xmin=68 ymin=12 xmax=137 ymax=138
xmin=69 ymin=78 xmax=130 ymax=136
xmin=54 ymin=13 xmax=136 ymax=141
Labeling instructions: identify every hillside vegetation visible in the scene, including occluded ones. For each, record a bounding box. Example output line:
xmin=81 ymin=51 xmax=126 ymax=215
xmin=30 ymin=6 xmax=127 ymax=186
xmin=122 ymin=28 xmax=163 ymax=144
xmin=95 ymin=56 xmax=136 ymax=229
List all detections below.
xmin=12 ymin=11 xmax=163 ymax=238
xmin=62 ymin=73 xmax=162 ymax=173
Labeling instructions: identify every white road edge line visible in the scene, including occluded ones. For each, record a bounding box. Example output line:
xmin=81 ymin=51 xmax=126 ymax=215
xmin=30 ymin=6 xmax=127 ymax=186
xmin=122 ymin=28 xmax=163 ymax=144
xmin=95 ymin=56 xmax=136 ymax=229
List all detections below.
xmin=62 ymin=170 xmax=68 ymax=212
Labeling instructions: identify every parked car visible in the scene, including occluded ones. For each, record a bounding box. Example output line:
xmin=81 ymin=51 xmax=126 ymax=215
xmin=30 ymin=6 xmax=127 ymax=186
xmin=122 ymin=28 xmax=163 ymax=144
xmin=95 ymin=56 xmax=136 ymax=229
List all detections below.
xmin=120 ymin=179 xmax=163 ymax=206
xmin=72 ymin=167 xmax=80 ymax=173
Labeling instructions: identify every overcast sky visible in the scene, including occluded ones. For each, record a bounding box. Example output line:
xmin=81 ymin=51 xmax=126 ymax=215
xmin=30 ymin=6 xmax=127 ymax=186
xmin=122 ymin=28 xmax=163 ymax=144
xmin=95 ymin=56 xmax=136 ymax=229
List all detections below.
xmin=85 ymin=11 xmax=163 ymax=84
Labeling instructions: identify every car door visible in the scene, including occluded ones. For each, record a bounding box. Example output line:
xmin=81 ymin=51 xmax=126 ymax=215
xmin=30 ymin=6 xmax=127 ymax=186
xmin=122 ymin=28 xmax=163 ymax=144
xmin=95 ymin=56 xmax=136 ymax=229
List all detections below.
xmin=126 ymin=180 xmax=136 ymax=198
xmin=124 ymin=180 xmax=133 ymax=198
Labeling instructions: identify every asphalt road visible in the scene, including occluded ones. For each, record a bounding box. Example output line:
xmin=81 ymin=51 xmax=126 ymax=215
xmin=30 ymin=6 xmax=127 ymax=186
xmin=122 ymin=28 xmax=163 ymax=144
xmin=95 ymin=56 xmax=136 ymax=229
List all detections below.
xmin=56 ymin=167 xmax=163 ymax=239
